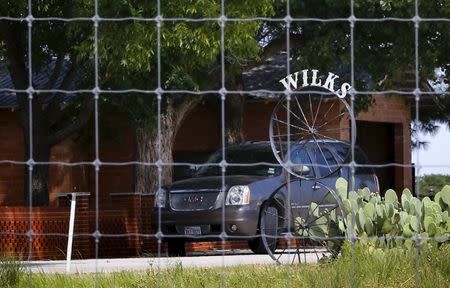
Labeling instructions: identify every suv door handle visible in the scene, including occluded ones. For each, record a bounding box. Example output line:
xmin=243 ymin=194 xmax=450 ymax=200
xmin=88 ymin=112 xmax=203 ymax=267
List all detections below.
xmin=312 ymin=184 xmax=321 ymax=190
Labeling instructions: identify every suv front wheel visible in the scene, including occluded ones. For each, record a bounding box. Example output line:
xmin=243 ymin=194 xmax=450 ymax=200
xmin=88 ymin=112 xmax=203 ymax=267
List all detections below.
xmin=248 ymin=237 xmax=268 ymax=254
xmin=167 ymin=239 xmax=186 ymax=256
xmin=252 ymin=204 xmax=279 ymax=254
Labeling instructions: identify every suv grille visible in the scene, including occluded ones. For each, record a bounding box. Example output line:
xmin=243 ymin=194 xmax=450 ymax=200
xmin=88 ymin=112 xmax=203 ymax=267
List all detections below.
xmin=170 ymin=189 xmax=220 ymax=211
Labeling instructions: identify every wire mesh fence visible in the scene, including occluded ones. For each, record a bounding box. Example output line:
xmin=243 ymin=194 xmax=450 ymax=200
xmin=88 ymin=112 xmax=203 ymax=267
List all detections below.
xmin=1 ymin=0 xmax=450 ymax=286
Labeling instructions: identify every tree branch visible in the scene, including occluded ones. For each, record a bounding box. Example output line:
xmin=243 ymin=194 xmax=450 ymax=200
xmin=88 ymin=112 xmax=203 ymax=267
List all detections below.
xmin=47 ymin=61 xmax=79 ymax=126
xmin=33 ymin=55 xmax=67 ymax=107
xmin=207 ymin=33 xmax=307 ymax=83
xmin=43 ymin=54 xmax=64 ymax=90
xmin=0 ymin=22 xmax=29 ymax=108
xmin=48 ymin=93 xmax=94 ymax=146
xmin=44 ymin=0 xmax=76 ymax=92
xmin=173 ymin=96 xmax=202 ymax=133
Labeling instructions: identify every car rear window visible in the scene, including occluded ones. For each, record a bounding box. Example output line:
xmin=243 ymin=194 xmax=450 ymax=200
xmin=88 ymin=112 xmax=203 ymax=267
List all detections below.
xmin=312 ymin=147 xmax=338 ymax=177
xmin=195 ymin=147 xmax=280 ymax=177
xmin=334 ymin=144 xmax=374 ymax=175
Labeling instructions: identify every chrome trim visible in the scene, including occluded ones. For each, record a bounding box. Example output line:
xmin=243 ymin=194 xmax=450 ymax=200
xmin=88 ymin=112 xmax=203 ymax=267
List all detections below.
xmin=169 ymin=190 xmax=222 ymax=211
xmin=170 ymin=188 xmax=222 ymax=193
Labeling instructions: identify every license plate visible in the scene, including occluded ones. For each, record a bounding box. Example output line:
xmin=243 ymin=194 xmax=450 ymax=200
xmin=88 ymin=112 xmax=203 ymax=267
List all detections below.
xmin=184 ymin=226 xmax=202 ymax=235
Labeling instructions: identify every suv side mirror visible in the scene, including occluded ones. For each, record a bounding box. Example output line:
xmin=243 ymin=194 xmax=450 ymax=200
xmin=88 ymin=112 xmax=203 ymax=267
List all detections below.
xmin=188 ymin=165 xmax=198 ymax=177
xmin=291 ymin=165 xmax=310 ymax=175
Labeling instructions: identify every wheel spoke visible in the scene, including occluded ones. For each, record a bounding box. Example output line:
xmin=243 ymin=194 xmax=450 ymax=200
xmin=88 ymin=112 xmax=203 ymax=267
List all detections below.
xmin=272 ymin=132 xmax=306 ymax=138
xmin=321 ymin=99 xmax=337 ymax=121
xmin=313 ymin=133 xmax=346 ymax=169
xmin=265 ymin=209 xmax=287 ymax=221
xmin=315 ymin=111 xmax=346 ymax=130
xmin=301 ymin=243 xmax=305 ymax=264
xmin=272 ymin=197 xmax=286 ymax=214
xmin=312 ymin=244 xmax=321 ymax=262
xmin=282 ymin=103 xmax=309 ymax=128
xmin=277 ymin=248 xmax=287 ymax=261
xmin=295 ymin=237 xmax=303 ymax=264
xmin=318 ymin=127 xmax=349 ymax=134
xmin=294 ymin=95 xmax=311 ymax=128
xmin=273 ymin=117 xmax=309 ymax=132
xmin=293 ymin=248 xmax=300 ymax=265
xmin=312 ymin=95 xmax=323 ymax=128
xmin=309 ymin=94 xmax=314 ymax=125
xmin=312 ymin=134 xmax=332 ymax=173
xmin=303 ymin=187 xmax=330 ymax=225
xmin=314 ymin=132 xmax=339 ymax=142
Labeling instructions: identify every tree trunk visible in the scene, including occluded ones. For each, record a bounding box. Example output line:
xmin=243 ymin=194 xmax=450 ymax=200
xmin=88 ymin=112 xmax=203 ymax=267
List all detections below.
xmin=135 ymin=107 xmax=175 ymax=195
xmin=134 ymin=98 xmax=201 ymax=194
xmin=225 ymin=94 xmax=245 ymax=145
xmin=225 ymin=86 xmax=246 ymax=145
xmin=135 ymin=127 xmax=174 ymax=194
xmin=22 ymin=103 xmax=51 ymax=206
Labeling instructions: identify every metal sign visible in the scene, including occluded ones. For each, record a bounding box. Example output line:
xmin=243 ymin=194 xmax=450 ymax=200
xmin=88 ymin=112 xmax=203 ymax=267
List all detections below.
xmin=279 ymin=69 xmax=352 ymax=98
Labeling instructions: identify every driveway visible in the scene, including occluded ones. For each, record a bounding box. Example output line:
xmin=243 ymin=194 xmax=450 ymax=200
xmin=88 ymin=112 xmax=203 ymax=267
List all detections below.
xmin=26 ymin=249 xmax=321 ymax=274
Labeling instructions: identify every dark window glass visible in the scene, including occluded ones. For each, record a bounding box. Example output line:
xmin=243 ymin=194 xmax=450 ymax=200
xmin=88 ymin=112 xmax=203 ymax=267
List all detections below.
xmin=313 ymin=147 xmax=338 ymax=177
xmin=195 ymin=147 xmax=280 ymax=177
xmin=333 ymin=144 xmax=373 ymax=175
xmin=355 ymin=147 xmax=373 ymax=174
xmin=334 ymin=144 xmax=350 ymax=163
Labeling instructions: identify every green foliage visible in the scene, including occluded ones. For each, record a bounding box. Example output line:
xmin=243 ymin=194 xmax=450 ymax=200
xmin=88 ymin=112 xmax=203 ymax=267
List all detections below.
xmin=2 ymin=0 xmax=449 ymax=129
xmin=0 ymin=0 xmax=273 ymax=129
xmin=417 ymin=174 xmax=450 ymax=199
xmin=94 ymin=0 xmax=274 ymax=129
xmin=297 ymin=178 xmax=450 ymax=252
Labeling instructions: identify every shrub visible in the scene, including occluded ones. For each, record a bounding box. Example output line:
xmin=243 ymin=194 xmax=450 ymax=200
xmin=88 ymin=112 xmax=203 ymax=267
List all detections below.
xmin=296 ymin=178 xmax=450 ymax=250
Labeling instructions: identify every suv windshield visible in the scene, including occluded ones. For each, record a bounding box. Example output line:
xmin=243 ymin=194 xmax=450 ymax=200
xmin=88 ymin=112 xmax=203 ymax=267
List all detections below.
xmin=195 ymin=147 xmax=280 ymax=177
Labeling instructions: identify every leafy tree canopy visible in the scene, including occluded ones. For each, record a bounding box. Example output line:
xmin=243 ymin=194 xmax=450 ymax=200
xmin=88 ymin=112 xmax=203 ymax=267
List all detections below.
xmin=417 ymin=174 xmax=450 ymax=198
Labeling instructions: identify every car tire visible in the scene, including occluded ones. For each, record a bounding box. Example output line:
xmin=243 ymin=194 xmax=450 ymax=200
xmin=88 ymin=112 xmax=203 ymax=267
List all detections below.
xmin=167 ymin=239 xmax=186 ymax=256
xmin=257 ymin=204 xmax=278 ymax=254
xmin=248 ymin=237 xmax=269 ymax=254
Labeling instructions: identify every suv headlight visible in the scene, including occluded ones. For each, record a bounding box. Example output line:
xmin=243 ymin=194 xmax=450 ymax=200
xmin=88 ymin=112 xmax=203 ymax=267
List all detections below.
xmin=226 ymin=185 xmax=250 ymax=205
xmin=154 ymin=188 xmax=167 ymax=208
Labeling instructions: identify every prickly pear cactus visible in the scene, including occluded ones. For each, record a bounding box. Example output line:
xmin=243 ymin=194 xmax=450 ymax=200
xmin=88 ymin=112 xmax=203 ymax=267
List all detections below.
xmin=295 ymin=178 xmax=450 ymax=251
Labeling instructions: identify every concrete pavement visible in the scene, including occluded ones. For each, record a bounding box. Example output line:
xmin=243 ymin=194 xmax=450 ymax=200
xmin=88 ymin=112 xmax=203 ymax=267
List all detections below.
xmin=26 ymin=249 xmax=322 ymax=274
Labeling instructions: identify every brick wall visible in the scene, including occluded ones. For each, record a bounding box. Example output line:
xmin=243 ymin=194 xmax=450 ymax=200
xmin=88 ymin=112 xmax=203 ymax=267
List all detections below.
xmin=0 ymin=194 xmax=249 ymax=260
xmin=0 ymin=110 xmax=25 ymax=205
xmin=0 ymin=206 xmax=69 ymax=259
xmin=0 ymin=109 xmax=88 ymax=206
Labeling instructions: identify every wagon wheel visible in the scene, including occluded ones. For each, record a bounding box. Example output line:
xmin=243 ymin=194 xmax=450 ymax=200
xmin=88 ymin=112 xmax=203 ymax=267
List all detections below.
xmin=269 ymin=88 xmax=356 ymax=179
xmin=260 ymin=181 xmax=346 ymax=265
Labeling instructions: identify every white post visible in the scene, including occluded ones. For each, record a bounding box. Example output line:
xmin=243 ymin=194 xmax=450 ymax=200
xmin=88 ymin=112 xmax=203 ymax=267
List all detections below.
xmin=66 ymin=193 xmax=77 ymax=273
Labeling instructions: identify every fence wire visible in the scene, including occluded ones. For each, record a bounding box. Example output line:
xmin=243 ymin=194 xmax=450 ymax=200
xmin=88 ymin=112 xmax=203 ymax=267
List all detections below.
xmin=0 ymin=0 xmax=449 ymax=287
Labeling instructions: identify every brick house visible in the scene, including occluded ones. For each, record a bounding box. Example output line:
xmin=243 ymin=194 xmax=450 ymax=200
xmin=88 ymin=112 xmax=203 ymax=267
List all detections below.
xmin=0 ymin=56 xmax=413 ymax=259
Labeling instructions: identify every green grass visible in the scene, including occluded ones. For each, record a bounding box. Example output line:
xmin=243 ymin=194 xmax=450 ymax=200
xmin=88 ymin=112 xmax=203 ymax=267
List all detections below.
xmin=3 ymin=243 xmax=450 ymax=287
xmin=0 ymin=256 xmax=25 ymax=288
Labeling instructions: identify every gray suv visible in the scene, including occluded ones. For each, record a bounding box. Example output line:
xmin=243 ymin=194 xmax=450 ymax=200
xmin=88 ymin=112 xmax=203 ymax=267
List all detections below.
xmin=152 ymin=140 xmax=379 ymax=256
